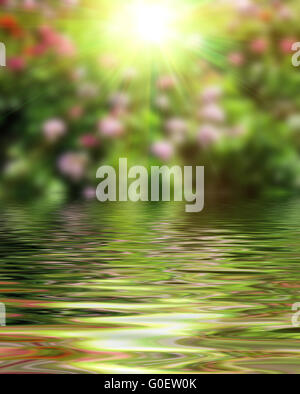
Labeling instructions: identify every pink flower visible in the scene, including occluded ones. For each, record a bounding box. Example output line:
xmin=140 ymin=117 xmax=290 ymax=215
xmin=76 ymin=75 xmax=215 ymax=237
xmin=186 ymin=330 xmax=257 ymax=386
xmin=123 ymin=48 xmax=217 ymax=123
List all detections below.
xmin=109 ymin=93 xmax=130 ymax=116
xmin=151 ymin=141 xmax=174 ymax=161
xmin=38 ymin=26 xmax=76 ymax=57
xmin=98 ymin=116 xmax=124 ymax=138
xmin=277 ymin=6 xmax=293 ymax=21
xmin=26 ymin=43 xmax=47 ymax=56
xmin=228 ymin=52 xmax=245 ymax=67
xmin=7 ymin=56 xmax=26 ymax=71
xmin=109 ymin=92 xmax=130 ymax=110
xmin=279 ymin=38 xmax=297 ymax=54
xmin=166 ymin=118 xmax=187 ymax=134
xmin=200 ymin=104 xmax=225 ymax=123
xmin=62 ymin=0 xmax=79 ymax=8
xmin=235 ymin=0 xmax=258 ymax=16
xmin=82 ymin=186 xmax=96 ymax=200
xmin=165 ymin=118 xmax=187 ymax=140
xmin=23 ymin=0 xmax=37 ymax=10
xmin=157 ymin=75 xmax=177 ymax=90
xmin=39 ymin=25 xmax=59 ymax=46
xmin=250 ymin=38 xmax=268 ymax=54
xmin=43 ymin=118 xmax=66 ymax=141
xmin=77 ymin=82 xmax=99 ymax=99
xmin=58 ymin=152 xmax=87 ymax=181
xmin=197 ymin=125 xmax=220 ymax=148
xmin=201 ymin=86 xmax=222 ymax=103
xmin=41 ymin=5 xmax=55 ymax=19
xmin=68 ymin=105 xmax=84 ymax=120
xmin=166 ymin=118 xmax=188 ymax=144
xmin=55 ymin=35 xmax=76 ymax=57
xmin=273 ymin=1 xmax=293 ymax=20
xmin=80 ymin=134 xmax=99 ymax=148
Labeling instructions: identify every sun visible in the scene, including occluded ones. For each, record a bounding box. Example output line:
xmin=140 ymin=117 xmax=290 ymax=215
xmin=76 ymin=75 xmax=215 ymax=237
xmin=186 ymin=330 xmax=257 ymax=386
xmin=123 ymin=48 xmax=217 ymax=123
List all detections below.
xmin=100 ymin=0 xmax=202 ymax=71
xmin=131 ymin=2 xmax=174 ymax=45
xmin=107 ymin=1 xmax=177 ymax=49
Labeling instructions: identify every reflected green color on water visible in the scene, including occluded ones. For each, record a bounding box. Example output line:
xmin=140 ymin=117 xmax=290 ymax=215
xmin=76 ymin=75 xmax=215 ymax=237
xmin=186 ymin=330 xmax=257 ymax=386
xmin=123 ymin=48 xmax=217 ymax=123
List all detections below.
xmin=0 ymin=199 xmax=300 ymax=373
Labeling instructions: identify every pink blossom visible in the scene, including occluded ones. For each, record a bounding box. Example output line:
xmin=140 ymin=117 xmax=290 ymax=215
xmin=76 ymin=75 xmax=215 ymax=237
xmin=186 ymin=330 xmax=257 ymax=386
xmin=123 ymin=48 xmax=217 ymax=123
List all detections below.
xmin=38 ymin=26 xmax=76 ymax=57
xmin=109 ymin=92 xmax=130 ymax=110
xmin=228 ymin=52 xmax=245 ymax=67
xmin=77 ymin=82 xmax=99 ymax=99
xmin=235 ymin=0 xmax=258 ymax=16
xmin=151 ymin=141 xmax=174 ymax=161
xmin=80 ymin=134 xmax=99 ymax=148
xmin=43 ymin=118 xmax=66 ymax=141
xmin=273 ymin=1 xmax=293 ymax=20
xmin=197 ymin=125 xmax=220 ymax=148
xmin=39 ymin=25 xmax=59 ymax=46
xmin=82 ymin=186 xmax=96 ymax=200
xmin=55 ymin=35 xmax=76 ymax=57
xmin=166 ymin=118 xmax=187 ymax=134
xmin=62 ymin=0 xmax=79 ymax=8
xmin=201 ymin=86 xmax=222 ymax=103
xmin=277 ymin=6 xmax=293 ymax=21
xmin=250 ymin=38 xmax=268 ymax=54
xmin=27 ymin=43 xmax=47 ymax=56
xmin=68 ymin=105 xmax=84 ymax=120
xmin=166 ymin=118 xmax=188 ymax=144
xmin=23 ymin=0 xmax=37 ymax=10
xmin=279 ymin=38 xmax=296 ymax=54
xmin=58 ymin=152 xmax=87 ymax=181
xmin=109 ymin=93 xmax=130 ymax=116
xmin=7 ymin=57 xmax=26 ymax=71
xmin=200 ymin=104 xmax=225 ymax=123
xmin=157 ymin=75 xmax=177 ymax=90
xmin=98 ymin=116 xmax=124 ymax=138
xmin=41 ymin=5 xmax=55 ymax=19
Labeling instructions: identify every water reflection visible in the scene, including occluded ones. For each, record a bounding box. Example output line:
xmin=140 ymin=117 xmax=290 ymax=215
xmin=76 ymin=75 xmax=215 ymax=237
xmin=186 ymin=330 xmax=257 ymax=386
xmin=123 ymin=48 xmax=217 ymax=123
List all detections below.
xmin=0 ymin=199 xmax=300 ymax=373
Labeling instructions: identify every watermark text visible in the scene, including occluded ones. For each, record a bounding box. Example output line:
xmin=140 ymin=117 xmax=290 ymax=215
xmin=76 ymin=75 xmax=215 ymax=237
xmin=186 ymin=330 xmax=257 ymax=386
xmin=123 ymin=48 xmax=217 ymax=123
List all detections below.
xmin=96 ymin=158 xmax=204 ymax=213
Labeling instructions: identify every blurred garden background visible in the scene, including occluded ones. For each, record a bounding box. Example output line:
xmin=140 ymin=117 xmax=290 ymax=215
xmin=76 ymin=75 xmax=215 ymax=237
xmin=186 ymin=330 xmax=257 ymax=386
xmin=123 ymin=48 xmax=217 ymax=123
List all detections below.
xmin=0 ymin=0 xmax=300 ymax=202
xmin=2 ymin=1 xmax=300 ymax=374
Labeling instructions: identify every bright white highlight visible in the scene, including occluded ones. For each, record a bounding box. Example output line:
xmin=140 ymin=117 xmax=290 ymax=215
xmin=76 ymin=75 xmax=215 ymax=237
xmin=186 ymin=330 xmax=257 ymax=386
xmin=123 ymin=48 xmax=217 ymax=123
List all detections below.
xmin=131 ymin=3 xmax=174 ymax=45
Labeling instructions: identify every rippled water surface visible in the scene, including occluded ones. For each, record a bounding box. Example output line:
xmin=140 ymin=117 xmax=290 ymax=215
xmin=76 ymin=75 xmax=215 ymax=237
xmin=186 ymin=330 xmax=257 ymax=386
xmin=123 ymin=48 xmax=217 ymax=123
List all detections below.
xmin=0 ymin=199 xmax=300 ymax=373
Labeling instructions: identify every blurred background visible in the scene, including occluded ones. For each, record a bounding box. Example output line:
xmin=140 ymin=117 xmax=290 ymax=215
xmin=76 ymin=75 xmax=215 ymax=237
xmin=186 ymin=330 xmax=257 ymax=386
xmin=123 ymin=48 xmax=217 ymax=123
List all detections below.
xmin=0 ymin=0 xmax=299 ymax=203
xmin=1 ymin=1 xmax=300 ymax=374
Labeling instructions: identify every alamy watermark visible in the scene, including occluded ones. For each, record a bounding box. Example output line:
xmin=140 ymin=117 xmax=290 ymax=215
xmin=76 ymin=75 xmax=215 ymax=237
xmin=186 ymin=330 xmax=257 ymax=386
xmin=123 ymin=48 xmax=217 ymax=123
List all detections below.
xmin=0 ymin=42 xmax=6 ymax=67
xmin=291 ymin=303 xmax=300 ymax=327
xmin=96 ymin=158 xmax=204 ymax=213
xmin=0 ymin=303 xmax=6 ymax=326
xmin=292 ymin=42 xmax=300 ymax=67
